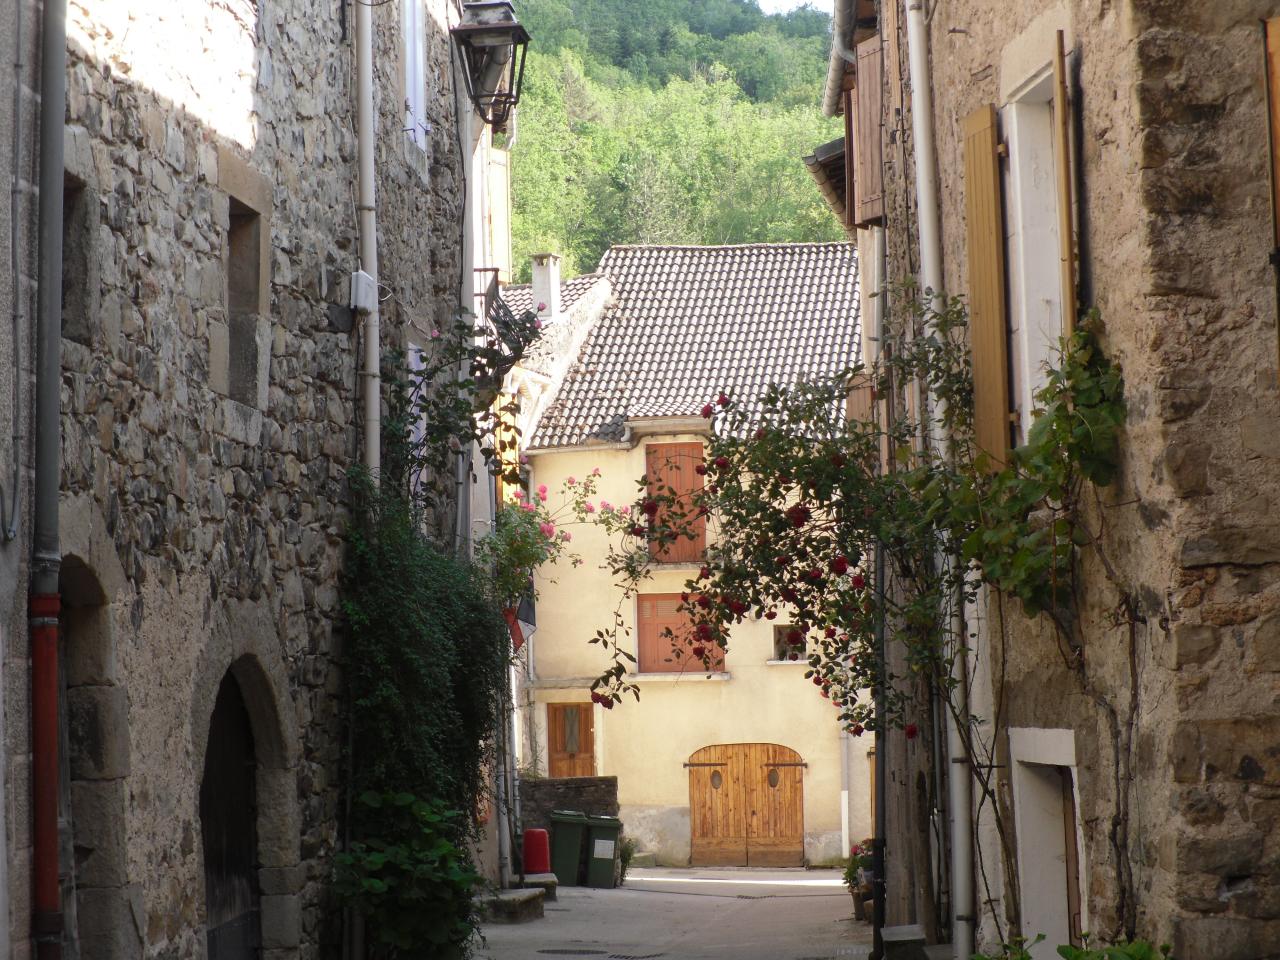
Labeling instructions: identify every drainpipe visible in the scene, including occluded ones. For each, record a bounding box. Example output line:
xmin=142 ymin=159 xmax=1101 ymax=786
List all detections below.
xmin=30 ymin=0 xmax=66 ymax=958
xmin=355 ymin=0 xmax=380 ymax=478
xmin=3 ymin=0 xmax=25 ymax=543
xmin=871 ymin=543 xmax=888 ymax=960
xmin=904 ymin=3 xmax=974 ymax=958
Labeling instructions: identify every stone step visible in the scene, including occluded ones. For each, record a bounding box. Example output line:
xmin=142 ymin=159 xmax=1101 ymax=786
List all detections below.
xmin=478 ymin=887 xmax=544 ymax=924
xmin=628 ymin=851 xmax=658 ymax=868
xmin=520 ymin=872 xmax=558 ymax=901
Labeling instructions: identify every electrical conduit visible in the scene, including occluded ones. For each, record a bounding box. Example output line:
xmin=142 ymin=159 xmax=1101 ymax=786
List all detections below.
xmin=903 ymin=3 xmax=974 ymax=958
xmin=31 ymin=0 xmax=66 ymax=957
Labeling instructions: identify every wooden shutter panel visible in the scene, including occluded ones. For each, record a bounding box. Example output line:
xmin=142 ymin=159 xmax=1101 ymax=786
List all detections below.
xmin=646 ymin=443 xmax=706 ymax=563
xmin=638 ymin=594 xmax=724 ymax=673
xmin=846 ymin=373 xmax=874 ymax=424
xmin=843 ymin=89 xmax=856 ymax=230
xmin=853 ymin=36 xmax=884 ymax=227
xmin=881 ymin=0 xmax=903 ymax=118
xmin=1264 ymin=18 xmax=1280 ymax=379
xmin=964 ymin=104 xmax=1011 ymax=466
xmin=1053 ymin=31 xmax=1078 ymax=333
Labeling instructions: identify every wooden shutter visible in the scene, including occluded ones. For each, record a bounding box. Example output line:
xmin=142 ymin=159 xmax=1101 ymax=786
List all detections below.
xmin=1264 ymin=18 xmax=1280 ymax=379
xmin=881 ymin=0 xmax=903 ymax=118
xmin=846 ymin=372 xmax=874 ymax=424
xmin=964 ymin=104 xmax=1011 ymax=466
xmin=637 ymin=593 xmax=724 ymax=673
xmin=853 ymin=36 xmax=885 ymax=227
xmin=547 ymin=703 xmax=595 ymax=778
xmin=1053 ymin=31 xmax=1078 ymax=333
xmin=843 ymin=89 xmax=856 ymax=230
xmin=645 ymin=442 xmax=706 ymax=563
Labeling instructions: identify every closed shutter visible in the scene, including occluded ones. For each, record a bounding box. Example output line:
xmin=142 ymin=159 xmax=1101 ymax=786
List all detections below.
xmin=1264 ymin=18 xmax=1280 ymax=378
xmin=646 ymin=442 xmax=706 ymax=563
xmin=853 ymin=36 xmax=885 ymax=227
xmin=964 ymin=103 xmax=1012 ymax=466
xmin=881 ymin=0 xmax=903 ymax=119
xmin=843 ymin=89 xmax=856 ymax=230
xmin=637 ymin=593 xmax=724 ymax=673
xmin=846 ymin=372 xmax=874 ymax=425
xmin=1053 ymin=31 xmax=1078 ymax=333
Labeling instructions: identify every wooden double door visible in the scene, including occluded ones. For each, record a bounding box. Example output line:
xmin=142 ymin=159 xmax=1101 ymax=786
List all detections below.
xmin=548 ymin=702 xmax=595 ymax=778
xmin=688 ymin=743 xmax=804 ymax=866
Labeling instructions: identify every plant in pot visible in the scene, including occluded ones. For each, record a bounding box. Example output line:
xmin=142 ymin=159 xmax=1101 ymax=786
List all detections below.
xmin=843 ymin=839 xmax=874 ymax=922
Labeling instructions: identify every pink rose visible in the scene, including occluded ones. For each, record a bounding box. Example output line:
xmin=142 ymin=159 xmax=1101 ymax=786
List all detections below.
xmin=539 ymin=522 xmax=556 ymax=538
xmin=584 ymin=502 xmax=595 ymax=513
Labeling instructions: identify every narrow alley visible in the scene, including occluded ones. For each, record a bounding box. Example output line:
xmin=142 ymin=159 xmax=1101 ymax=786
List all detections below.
xmin=478 ymin=869 xmax=873 ymax=960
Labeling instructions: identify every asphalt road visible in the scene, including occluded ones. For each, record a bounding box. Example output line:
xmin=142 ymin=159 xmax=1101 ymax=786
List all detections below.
xmin=476 ymin=867 xmax=874 ymax=960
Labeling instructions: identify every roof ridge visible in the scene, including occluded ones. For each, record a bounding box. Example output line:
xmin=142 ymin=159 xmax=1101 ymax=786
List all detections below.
xmin=603 ymin=241 xmax=852 ymax=252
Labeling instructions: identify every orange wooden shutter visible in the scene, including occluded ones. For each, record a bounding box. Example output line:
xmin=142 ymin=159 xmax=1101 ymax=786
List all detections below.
xmin=963 ymin=103 xmax=1011 ymax=466
xmin=846 ymin=372 xmax=874 ymax=425
xmin=1053 ymin=31 xmax=1078 ymax=333
xmin=1264 ymin=18 xmax=1280 ymax=379
xmin=853 ymin=36 xmax=885 ymax=227
xmin=637 ymin=593 xmax=723 ymax=673
xmin=646 ymin=443 xmax=706 ymax=563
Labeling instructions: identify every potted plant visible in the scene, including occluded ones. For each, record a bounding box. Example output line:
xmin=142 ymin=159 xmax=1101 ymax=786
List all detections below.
xmin=843 ymin=839 xmax=874 ymax=921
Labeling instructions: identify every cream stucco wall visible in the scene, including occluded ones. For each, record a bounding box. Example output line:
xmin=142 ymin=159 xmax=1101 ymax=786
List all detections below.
xmin=524 ymin=435 xmax=873 ymax=866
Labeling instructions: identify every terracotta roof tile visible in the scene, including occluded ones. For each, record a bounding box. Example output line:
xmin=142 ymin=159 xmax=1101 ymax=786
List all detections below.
xmin=528 ymin=243 xmax=860 ymax=449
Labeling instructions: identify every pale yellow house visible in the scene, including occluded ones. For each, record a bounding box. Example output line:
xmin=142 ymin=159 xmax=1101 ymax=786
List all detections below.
xmin=509 ymin=243 xmax=872 ymax=866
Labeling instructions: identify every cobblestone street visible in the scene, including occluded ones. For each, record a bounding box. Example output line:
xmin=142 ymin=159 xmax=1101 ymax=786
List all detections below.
xmin=477 ymin=868 xmax=874 ymax=960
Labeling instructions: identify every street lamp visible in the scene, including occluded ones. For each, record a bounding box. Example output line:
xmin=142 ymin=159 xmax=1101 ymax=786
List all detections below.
xmin=450 ymin=2 xmax=530 ymax=128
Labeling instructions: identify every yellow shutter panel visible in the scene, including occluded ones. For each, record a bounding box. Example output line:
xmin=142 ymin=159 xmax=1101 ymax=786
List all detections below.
xmin=963 ymin=103 xmax=1011 ymax=467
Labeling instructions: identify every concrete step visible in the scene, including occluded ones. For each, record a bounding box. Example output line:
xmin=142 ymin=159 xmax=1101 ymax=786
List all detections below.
xmin=478 ymin=887 xmax=544 ymax=924
xmin=520 ymin=872 xmax=558 ymax=902
xmin=629 ymin=851 xmax=658 ymax=868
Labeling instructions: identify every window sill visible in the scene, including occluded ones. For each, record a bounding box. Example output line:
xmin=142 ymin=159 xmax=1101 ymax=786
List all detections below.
xmin=765 ymin=659 xmax=808 ymax=666
xmin=632 ymin=671 xmax=731 ymax=682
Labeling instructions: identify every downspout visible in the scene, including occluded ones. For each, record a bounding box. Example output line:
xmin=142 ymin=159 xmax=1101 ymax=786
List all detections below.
xmin=904 ymin=3 xmax=974 ymax=959
xmin=30 ymin=1 xmax=66 ymax=958
xmin=355 ymin=0 xmax=380 ymax=478
xmin=4 ymin=0 xmax=25 ymax=543
xmin=872 ymin=542 xmax=888 ymax=960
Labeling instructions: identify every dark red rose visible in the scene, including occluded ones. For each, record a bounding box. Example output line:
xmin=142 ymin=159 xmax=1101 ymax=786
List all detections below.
xmin=786 ymin=628 xmax=804 ymax=647
xmin=905 ymin=723 xmax=919 ymax=740
xmin=717 ymin=392 xmax=729 ymax=407
xmin=630 ymin=524 xmax=646 ymax=537
xmin=851 ymin=573 xmax=866 ymax=590
xmin=851 ymin=723 xmax=864 ymax=737
xmin=714 ymin=456 xmax=730 ymax=470
xmin=696 ymin=622 xmax=713 ymax=640
xmin=601 ymin=697 xmax=614 ymax=710
xmin=765 ymin=609 xmax=778 ymax=620
xmin=695 ymin=463 xmax=708 ymax=475
xmin=775 ymin=554 xmax=792 ymax=567
xmin=785 ymin=504 xmax=811 ymax=528
xmin=699 ymin=566 xmax=711 ymax=580
xmin=788 ymin=651 xmax=799 ymax=661
xmin=829 ymin=453 xmax=846 ymax=468
xmin=830 ymin=555 xmax=850 ymax=575
xmin=696 ymin=595 xmax=711 ymax=609
xmin=691 ymin=645 xmax=705 ymax=659
xmin=701 ymin=403 xmax=714 ymax=418
xmin=824 ymin=626 xmax=837 ymax=638
xmin=641 ymin=499 xmax=659 ymax=517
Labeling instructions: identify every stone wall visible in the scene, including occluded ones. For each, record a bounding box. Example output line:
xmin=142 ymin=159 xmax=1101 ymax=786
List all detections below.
xmin=877 ymin=1 xmax=1280 ymax=954
xmin=520 ymin=776 xmax=620 ymax=834
xmin=2 ymin=2 xmax=471 ymax=958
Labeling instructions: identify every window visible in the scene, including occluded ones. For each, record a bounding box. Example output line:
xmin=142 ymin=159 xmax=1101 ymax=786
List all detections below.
xmin=223 ymin=197 xmax=267 ymax=408
xmin=403 ymin=0 xmax=429 ymax=149
xmin=850 ymin=35 xmax=884 ymax=228
xmin=645 ymin=442 xmax=706 ymax=563
xmin=771 ymin=625 xmax=805 ymax=662
xmin=637 ymin=593 xmax=724 ymax=674
xmin=546 ymin=703 xmax=594 ymax=778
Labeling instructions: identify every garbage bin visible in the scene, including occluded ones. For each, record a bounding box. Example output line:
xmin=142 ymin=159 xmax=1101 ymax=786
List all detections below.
xmin=549 ymin=810 xmax=589 ymax=886
xmin=585 ymin=815 xmax=623 ymax=889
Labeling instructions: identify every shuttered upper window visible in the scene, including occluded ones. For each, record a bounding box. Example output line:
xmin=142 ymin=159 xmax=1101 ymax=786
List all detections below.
xmin=645 ymin=442 xmax=706 ymax=563
xmin=852 ymin=35 xmax=885 ymax=228
xmin=637 ymin=593 xmax=725 ymax=674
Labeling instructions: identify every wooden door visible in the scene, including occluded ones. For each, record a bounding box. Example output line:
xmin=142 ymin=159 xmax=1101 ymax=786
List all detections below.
xmin=689 ymin=744 xmax=804 ymax=867
xmin=547 ymin=703 xmax=595 ymax=778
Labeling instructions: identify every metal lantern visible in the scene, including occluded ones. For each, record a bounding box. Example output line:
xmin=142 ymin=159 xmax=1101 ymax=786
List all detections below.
xmin=450 ymin=2 xmax=530 ymax=128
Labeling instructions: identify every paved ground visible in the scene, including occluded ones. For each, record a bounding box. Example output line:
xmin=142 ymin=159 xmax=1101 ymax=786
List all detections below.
xmin=477 ymin=867 xmax=874 ymax=960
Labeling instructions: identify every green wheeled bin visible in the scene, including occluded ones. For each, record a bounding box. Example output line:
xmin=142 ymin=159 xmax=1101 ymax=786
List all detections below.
xmin=549 ymin=810 xmax=589 ymax=886
xmin=585 ymin=815 xmax=623 ymax=889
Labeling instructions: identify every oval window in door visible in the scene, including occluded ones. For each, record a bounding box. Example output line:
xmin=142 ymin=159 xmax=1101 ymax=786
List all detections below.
xmin=767 ymin=767 xmax=781 ymax=789
xmin=710 ymin=770 xmax=723 ymax=790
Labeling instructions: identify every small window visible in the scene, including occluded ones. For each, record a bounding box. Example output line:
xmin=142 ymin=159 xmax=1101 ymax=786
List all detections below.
xmin=403 ymin=0 xmax=430 ymax=149
xmin=772 ymin=625 xmax=805 ymax=661
xmin=224 ymin=197 xmax=265 ymax=408
xmin=710 ymin=770 xmax=723 ymax=790
xmin=767 ymin=768 xmax=781 ymax=789
xmin=61 ymin=177 xmax=94 ymax=346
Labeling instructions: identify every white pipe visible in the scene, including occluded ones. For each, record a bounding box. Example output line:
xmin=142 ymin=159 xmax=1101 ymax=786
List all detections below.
xmin=904 ymin=4 xmax=974 ymax=958
xmin=356 ymin=0 xmax=380 ymax=478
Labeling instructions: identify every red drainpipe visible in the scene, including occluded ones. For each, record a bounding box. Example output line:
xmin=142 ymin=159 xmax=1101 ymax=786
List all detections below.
xmin=29 ymin=592 xmax=61 ymax=960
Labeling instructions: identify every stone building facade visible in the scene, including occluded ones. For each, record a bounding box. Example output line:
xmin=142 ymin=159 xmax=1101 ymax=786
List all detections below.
xmin=826 ymin=1 xmax=1280 ymax=957
xmin=1 ymin=1 xmax=514 ymax=958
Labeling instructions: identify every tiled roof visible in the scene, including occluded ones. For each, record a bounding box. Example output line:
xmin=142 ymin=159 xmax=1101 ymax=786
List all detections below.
xmin=502 ymin=273 xmax=607 ymax=317
xmin=528 ymin=243 xmax=860 ymax=449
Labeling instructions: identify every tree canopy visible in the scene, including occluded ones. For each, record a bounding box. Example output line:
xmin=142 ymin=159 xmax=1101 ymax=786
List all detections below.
xmin=510 ymin=1 xmax=843 ymax=280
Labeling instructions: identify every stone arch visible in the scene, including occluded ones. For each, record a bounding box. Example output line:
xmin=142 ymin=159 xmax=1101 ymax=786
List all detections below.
xmin=59 ymin=492 xmax=140 ymax=960
xmin=192 ymin=601 xmax=301 ymax=957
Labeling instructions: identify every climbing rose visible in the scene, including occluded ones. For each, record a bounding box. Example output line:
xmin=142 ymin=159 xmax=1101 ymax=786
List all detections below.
xmin=641 ymin=499 xmax=659 ymax=517
xmin=905 ymin=723 xmax=919 ymax=740
xmin=559 ymin=531 xmax=572 ymax=542
xmin=765 ymin=610 xmax=778 ymax=620
xmin=592 ymin=466 xmax=601 ymax=475
xmin=714 ymin=456 xmax=730 ymax=470
xmin=537 ymin=484 xmax=548 ymax=502
xmin=851 ymin=573 xmax=866 ymax=590
xmin=619 ymin=505 xmax=631 ymax=515
xmin=629 ymin=524 xmax=646 ymax=537
xmin=537 ymin=302 xmax=547 ymax=312
xmin=851 ymin=723 xmax=864 ymax=737
xmin=691 ymin=645 xmax=705 ymax=659
xmin=830 ymin=555 xmax=850 ymax=575
xmin=566 ymin=476 xmax=576 ymax=485
xmin=698 ymin=566 xmax=711 ymax=580
xmin=754 ymin=428 xmax=767 ymax=441
xmin=696 ymin=623 xmax=714 ymax=640
xmin=701 ymin=403 xmax=714 ymax=418
xmin=584 ymin=502 xmax=595 ymax=513
xmin=717 ymin=392 xmax=729 ymax=407
xmin=539 ymin=522 xmax=556 ymax=538
xmin=514 ymin=489 xmax=526 ymax=500
xmin=785 ymin=504 xmax=811 ymax=528
xmin=695 ymin=463 xmax=708 ymax=475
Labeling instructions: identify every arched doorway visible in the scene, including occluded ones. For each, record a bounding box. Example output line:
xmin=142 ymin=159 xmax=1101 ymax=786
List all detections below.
xmin=200 ymin=672 xmax=261 ymax=960
xmin=687 ymin=743 xmax=805 ymax=867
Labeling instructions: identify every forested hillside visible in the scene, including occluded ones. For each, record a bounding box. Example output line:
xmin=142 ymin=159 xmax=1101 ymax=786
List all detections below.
xmin=510 ymin=0 xmax=843 ymax=281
